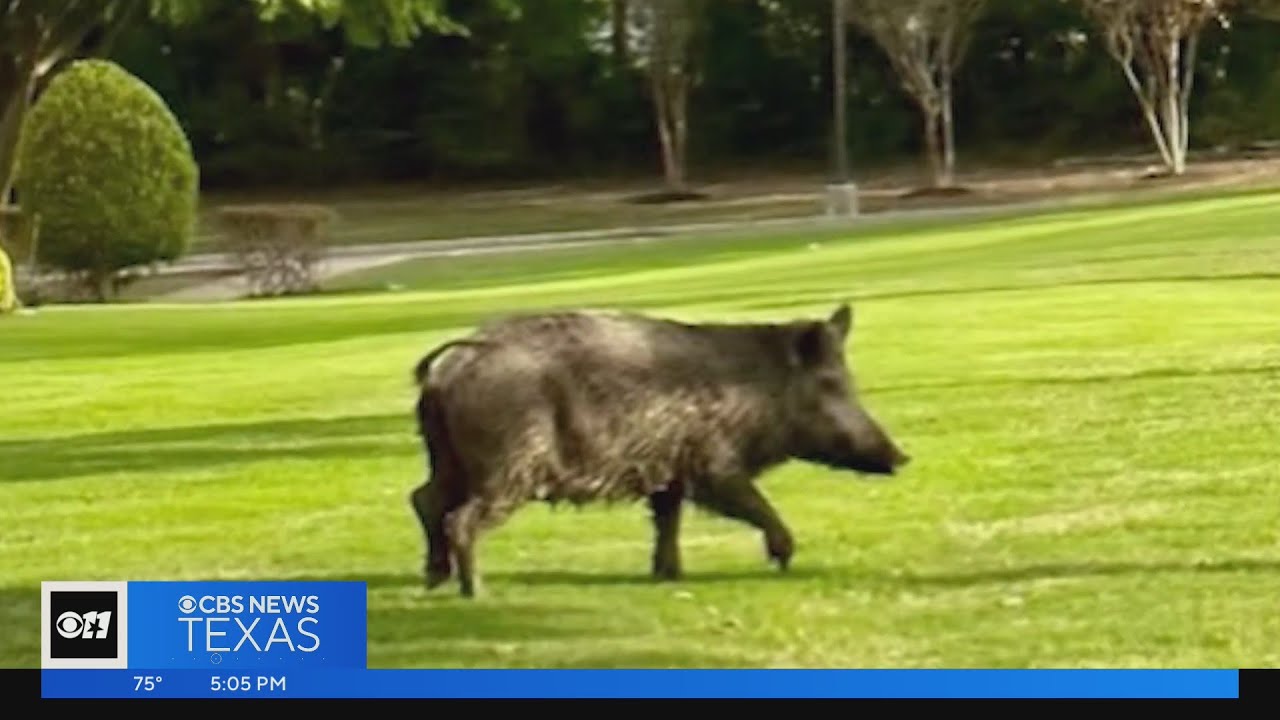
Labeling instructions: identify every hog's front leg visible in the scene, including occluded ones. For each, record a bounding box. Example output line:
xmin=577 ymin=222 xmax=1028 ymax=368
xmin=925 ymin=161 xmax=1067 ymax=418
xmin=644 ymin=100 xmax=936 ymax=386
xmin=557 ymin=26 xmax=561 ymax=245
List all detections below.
xmin=695 ymin=480 xmax=794 ymax=571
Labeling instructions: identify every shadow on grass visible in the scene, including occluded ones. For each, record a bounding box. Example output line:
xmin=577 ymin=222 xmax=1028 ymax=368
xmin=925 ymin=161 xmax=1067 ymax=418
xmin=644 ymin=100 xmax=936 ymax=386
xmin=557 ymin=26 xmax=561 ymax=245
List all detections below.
xmin=0 ymin=586 xmax=40 ymax=668
xmin=487 ymin=566 xmax=826 ymax=588
xmin=870 ymin=363 xmax=1280 ymax=396
xmin=314 ymin=556 xmax=1280 ymax=596
xmin=888 ymin=557 xmax=1280 ymax=589
xmin=734 ymin=271 xmax=1280 ymax=316
xmin=311 ymin=566 xmax=826 ymax=593
xmin=0 ymin=307 xmax=490 ymax=364
xmin=288 ymin=573 xmax=753 ymax=669
xmin=483 ymin=556 xmax=1280 ymax=592
xmin=372 ymin=643 xmax=760 ymax=670
xmin=0 ymin=413 xmax=417 ymax=483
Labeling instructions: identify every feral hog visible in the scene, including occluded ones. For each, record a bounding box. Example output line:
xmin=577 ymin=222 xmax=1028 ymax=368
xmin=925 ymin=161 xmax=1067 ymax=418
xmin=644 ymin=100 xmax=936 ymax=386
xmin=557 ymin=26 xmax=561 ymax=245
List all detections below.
xmin=408 ymin=303 xmax=909 ymax=597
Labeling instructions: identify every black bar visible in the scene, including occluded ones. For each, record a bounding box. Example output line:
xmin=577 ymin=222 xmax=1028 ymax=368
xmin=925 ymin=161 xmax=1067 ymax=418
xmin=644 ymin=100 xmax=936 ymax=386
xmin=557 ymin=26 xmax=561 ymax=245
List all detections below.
xmin=0 ymin=669 xmax=36 ymax=700
xmin=1239 ymin=669 xmax=1280 ymax=702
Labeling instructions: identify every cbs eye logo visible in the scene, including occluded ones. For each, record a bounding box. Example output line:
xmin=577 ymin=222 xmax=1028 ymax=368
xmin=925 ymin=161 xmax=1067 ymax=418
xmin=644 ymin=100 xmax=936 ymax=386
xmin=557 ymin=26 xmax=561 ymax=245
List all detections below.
xmin=55 ymin=609 xmax=113 ymax=639
xmin=178 ymin=595 xmax=197 ymax=613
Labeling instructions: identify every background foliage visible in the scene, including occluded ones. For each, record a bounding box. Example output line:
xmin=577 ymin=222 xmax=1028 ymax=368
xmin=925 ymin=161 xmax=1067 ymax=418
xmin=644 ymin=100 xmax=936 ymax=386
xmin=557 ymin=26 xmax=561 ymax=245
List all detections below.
xmin=89 ymin=0 xmax=1278 ymax=189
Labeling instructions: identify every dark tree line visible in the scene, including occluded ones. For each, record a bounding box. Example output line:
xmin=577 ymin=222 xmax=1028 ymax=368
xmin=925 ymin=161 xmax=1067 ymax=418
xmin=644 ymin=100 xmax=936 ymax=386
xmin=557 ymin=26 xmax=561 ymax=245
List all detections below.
xmin=19 ymin=0 xmax=1280 ymax=192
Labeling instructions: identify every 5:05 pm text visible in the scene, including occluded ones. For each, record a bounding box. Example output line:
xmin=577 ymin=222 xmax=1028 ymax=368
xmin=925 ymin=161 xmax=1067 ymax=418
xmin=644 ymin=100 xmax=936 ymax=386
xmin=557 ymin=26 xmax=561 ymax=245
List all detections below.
xmin=211 ymin=675 xmax=286 ymax=692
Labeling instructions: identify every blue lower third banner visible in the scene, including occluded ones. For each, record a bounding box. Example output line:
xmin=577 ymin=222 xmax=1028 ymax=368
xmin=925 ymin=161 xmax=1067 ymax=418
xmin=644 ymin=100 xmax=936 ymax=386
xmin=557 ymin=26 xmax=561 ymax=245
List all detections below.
xmin=41 ymin=669 xmax=1239 ymax=699
xmin=38 ymin=580 xmax=1239 ymax=699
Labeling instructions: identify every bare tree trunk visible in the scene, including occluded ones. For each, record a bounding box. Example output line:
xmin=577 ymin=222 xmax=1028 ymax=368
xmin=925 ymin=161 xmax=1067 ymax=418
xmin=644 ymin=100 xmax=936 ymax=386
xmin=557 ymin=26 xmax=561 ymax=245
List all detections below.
xmin=1164 ymin=34 xmax=1185 ymax=175
xmin=97 ymin=0 xmax=144 ymax=58
xmin=0 ymin=1 xmax=124 ymax=205
xmin=940 ymin=75 xmax=956 ymax=187
xmin=91 ymin=270 xmax=112 ymax=303
xmin=1177 ymin=31 xmax=1199 ymax=174
xmin=264 ymin=47 xmax=282 ymax=111
xmin=652 ymin=75 xmax=683 ymax=191
xmin=1117 ymin=59 xmax=1175 ymax=170
xmin=644 ymin=0 xmax=692 ymax=194
xmin=923 ymin=107 xmax=944 ymax=188
xmin=1081 ymin=1 xmax=1220 ymax=178
xmin=672 ymin=77 xmax=688 ymax=191
xmin=36 ymin=0 xmax=145 ymax=97
xmin=846 ymin=0 xmax=984 ymax=192
xmin=0 ymin=64 xmax=36 ymax=205
xmin=309 ymin=58 xmax=344 ymax=151
xmin=612 ymin=0 xmax=630 ymax=67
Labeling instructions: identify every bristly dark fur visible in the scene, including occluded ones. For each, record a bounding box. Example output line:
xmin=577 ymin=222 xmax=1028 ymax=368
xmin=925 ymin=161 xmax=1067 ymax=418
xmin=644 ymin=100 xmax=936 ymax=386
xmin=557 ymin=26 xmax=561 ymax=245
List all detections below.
xmin=405 ymin=306 xmax=910 ymax=597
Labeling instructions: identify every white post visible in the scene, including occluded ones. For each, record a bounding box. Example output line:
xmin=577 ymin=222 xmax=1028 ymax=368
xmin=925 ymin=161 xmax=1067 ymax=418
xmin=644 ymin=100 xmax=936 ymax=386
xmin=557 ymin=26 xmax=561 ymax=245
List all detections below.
xmin=827 ymin=0 xmax=859 ymax=218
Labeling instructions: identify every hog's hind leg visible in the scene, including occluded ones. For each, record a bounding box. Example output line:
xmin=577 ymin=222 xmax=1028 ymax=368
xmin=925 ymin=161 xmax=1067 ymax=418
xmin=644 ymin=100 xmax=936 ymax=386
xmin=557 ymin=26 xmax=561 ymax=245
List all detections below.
xmin=410 ymin=476 xmax=463 ymax=589
xmin=445 ymin=495 xmax=521 ymax=598
xmin=648 ymin=480 xmax=685 ymax=581
xmin=412 ymin=401 xmax=469 ymax=590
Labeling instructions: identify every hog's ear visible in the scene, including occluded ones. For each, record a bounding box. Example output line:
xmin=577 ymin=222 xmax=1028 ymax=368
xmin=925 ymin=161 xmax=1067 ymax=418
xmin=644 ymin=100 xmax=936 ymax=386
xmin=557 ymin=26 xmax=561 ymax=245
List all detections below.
xmin=790 ymin=322 xmax=830 ymax=368
xmin=828 ymin=303 xmax=853 ymax=341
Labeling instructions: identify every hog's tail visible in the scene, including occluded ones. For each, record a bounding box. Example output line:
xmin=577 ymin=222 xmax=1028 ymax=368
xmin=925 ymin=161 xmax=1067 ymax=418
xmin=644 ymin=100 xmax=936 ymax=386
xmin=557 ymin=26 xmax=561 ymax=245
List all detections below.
xmin=413 ymin=338 xmax=492 ymax=388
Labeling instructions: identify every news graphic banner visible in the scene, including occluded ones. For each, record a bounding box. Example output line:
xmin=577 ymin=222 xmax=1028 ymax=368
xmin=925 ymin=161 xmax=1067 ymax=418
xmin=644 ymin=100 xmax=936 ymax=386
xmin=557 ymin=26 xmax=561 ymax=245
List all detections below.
xmin=42 ymin=580 xmax=366 ymax=698
xmin=40 ymin=579 xmax=1243 ymax=699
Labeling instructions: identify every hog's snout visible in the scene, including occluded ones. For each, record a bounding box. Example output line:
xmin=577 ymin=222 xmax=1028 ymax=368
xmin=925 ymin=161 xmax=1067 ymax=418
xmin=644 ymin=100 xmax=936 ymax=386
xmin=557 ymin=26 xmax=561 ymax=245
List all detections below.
xmin=889 ymin=444 xmax=911 ymax=469
xmin=856 ymin=441 xmax=910 ymax=476
xmin=845 ymin=422 xmax=911 ymax=477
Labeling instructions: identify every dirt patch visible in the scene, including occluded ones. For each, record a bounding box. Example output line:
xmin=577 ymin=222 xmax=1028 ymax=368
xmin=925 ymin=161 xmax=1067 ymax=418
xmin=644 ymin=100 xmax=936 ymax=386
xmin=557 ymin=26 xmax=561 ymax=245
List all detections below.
xmin=899 ymin=185 xmax=977 ymax=200
xmin=626 ymin=189 xmax=714 ymax=205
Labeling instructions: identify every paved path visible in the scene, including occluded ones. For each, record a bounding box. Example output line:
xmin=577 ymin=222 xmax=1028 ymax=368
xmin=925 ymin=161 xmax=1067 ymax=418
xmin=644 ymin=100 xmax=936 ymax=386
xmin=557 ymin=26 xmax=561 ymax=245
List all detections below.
xmin=152 ymin=197 xmax=1075 ymax=302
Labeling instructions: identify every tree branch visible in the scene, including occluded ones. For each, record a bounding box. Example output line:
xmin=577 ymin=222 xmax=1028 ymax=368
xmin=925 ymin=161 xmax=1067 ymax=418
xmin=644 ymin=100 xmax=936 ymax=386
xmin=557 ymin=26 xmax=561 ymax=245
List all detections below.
xmin=92 ymin=0 xmax=146 ymax=58
xmin=33 ymin=0 xmax=115 ymax=78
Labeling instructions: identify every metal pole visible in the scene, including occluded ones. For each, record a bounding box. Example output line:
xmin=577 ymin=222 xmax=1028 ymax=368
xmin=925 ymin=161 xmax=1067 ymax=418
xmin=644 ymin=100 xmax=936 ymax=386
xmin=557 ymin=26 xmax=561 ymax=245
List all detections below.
xmin=832 ymin=0 xmax=849 ymax=183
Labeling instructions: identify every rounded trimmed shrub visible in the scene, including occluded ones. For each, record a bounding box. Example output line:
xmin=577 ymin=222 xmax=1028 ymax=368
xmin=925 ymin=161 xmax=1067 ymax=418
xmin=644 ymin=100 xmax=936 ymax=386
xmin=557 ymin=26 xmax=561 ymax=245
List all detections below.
xmin=17 ymin=59 xmax=198 ymax=300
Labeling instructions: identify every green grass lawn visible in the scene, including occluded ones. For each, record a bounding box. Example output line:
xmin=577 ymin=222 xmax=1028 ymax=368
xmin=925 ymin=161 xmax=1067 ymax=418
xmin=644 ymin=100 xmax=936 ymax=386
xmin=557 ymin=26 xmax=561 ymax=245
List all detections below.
xmin=4 ymin=188 xmax=1280 ymax=668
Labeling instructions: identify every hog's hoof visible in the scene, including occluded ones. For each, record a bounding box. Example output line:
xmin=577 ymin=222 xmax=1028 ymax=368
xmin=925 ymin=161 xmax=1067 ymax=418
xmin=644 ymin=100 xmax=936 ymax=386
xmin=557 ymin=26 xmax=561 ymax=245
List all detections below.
xmin=651 ymin=553 xmax=682 ymax=582
xmin=651 ymin=565 xmax=682 ymax=582
xmin=765 ymin=532 xmax=794 ymax=572
xmin=424 ymin=564 xmax=452 ymax=590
